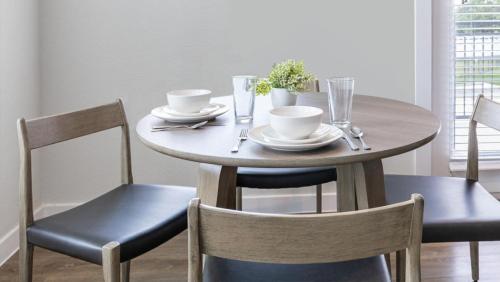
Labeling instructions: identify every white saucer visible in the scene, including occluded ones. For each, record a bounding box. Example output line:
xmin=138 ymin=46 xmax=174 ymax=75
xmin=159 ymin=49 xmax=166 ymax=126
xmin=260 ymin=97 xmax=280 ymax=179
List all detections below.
xmin=163 ymin=103 xmax=220 ymax=117
xmin=261 ymin=124 xmax=333 ymax=144
xmin=151 ymin=103 xmax=229 ymax=123
xmin=248 ymin=125 xmax=343 ymax=151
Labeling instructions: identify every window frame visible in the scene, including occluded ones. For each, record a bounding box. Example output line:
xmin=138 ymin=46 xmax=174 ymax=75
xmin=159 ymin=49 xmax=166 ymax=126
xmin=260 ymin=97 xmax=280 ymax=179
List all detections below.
xmin=450 ymin=1 xmax=500 ymax=161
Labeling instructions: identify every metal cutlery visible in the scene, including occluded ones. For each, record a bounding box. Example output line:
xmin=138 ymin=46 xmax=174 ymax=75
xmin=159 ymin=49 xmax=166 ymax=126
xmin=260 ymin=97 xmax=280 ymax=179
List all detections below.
xmin=231 ymin=129 xmax=248 ymax=153
xmin=151 ymin=121 xmax=227 ymax=131
xmin=151 ymin=121 xmax=208 ymax=132
xmin=341 ymin=130 xmax=360 ymax=151
xmin=349 ymin=126 xmax=371 ymax=150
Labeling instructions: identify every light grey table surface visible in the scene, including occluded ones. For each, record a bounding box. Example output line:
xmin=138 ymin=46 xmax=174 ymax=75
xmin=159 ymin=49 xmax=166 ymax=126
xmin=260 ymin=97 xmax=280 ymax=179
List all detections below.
xmin=136 ymin=93 xmax=440 ymax=168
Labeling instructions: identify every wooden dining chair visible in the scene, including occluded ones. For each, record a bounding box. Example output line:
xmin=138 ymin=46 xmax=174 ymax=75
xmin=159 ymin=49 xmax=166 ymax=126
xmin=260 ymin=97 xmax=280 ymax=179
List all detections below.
xmin=188 ymin=194 xmax=424 ymax=282
xmin=18 ymin=99 xmax=196 ymax=282
xmin=385 ymin=95 xmax=500 ymax=281
xmin=236 ymin=79 xmax=336 ymax=213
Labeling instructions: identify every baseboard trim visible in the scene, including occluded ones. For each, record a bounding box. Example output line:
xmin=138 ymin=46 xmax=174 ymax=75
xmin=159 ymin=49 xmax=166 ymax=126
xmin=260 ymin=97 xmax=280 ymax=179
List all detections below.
xmin=40 ymin=203 xmax=82 ymax=217
xmin=0 ymin=205 xmax=43 ymax=267
xmin=0 ymin=194 xmax=336 ymax=267
xmin=0 ymin=226 xmax=20 ymax=267
xmin=0 ymin=203 xmax=80 ymax=268
xmin=243 ymin=192 xmax=337 ymax=213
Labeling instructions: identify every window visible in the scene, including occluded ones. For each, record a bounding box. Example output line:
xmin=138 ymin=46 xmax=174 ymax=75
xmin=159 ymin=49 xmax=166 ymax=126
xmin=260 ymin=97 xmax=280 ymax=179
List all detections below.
xmin=452 ymin=0 xmax=500 ymax=160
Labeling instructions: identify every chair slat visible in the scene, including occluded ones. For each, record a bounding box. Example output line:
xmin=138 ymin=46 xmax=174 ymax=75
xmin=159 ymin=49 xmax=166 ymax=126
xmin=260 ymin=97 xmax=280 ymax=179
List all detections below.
xmin=25 ymin=101 xmax=125 ymax=149
xmin=473 ymin=96 xmax=500 ymax=132
xmin=302 ymin=79 xmax=320 ymax=92
xmin=467 ymin=95 xmax=500 ymax=180
xmin=198 ymin=200 xmax=415 ymax=264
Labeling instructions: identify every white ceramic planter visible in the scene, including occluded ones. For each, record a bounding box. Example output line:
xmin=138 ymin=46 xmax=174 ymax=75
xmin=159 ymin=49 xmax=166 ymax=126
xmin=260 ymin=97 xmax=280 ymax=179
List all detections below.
xmin=270 ymin=88 xmax=297 ymax=108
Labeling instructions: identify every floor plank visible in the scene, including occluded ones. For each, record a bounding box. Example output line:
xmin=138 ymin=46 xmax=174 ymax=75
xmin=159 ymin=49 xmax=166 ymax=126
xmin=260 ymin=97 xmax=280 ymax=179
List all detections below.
xmin=0 ymin=232 xmax=188 ymax=282
xmin=1 ymin=232 xmax=500 ymax=281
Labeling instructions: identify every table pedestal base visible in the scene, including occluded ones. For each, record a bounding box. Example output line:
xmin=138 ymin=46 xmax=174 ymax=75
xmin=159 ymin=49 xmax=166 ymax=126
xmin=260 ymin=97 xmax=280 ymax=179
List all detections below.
xmin=198 ymin=159 xmax=387 ymax=212
xmin=336 ymin=159 xmax=386 ymax=211
xmin=198 ymin=164 xmax=237 ymax=209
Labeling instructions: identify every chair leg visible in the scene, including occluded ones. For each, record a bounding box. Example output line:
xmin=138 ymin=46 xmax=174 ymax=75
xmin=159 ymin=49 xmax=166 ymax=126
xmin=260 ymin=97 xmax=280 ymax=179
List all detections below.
xmin=396 ymin=250 xmax=406 ymax=282
xmin=316 ymin=184 xmax=322 ymax=213
xmin=236 ymin=186 xmax=242 ymax=211
xmin=19 ymin=241 xmax=33 ymax=282
xmin=120 ymin=261 xmax=131 ymax=282
xmin=384 ymin=253 xmax=392 ymax=278
xmin=103 ymin=242 xmax=121 ymax=282
xmin=470 ymin=241 xmax=479 ymax=281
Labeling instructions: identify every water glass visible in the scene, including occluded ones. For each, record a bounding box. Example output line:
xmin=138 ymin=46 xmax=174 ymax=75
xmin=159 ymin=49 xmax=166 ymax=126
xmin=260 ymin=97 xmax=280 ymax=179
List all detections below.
xmin=326 ymin=77 xmax=355 ymax=128
xmin=232 ymin=75 xmax=256 ymax=123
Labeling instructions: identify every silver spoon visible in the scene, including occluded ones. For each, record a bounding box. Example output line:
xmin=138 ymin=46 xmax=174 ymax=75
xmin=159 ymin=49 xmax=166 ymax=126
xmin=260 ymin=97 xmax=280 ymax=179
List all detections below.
xmin=151 ymin=121 xmax=208 ymax=132
xmin=349 ymin=126 xmax=371 ymax=150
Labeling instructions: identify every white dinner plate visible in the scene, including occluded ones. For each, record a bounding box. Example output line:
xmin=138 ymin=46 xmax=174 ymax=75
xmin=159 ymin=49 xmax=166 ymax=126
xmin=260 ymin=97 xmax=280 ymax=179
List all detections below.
xmin=261 ymin=124 xmax=334 ymax=144
xmin=248 ymin=125 xmax=343 ymax=151
xmin=163 ymin=103 xmax=220 ymax=117
xmin=151 ymin=103 xmax=229 ymax=123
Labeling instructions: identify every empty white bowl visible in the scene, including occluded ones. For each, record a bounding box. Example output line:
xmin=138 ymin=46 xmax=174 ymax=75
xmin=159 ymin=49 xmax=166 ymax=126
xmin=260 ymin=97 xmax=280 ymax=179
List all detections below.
xmin=166 ymin=89 xmax=212 ymax=113
xmin=269 ymin=106 xmax=323 ymax=140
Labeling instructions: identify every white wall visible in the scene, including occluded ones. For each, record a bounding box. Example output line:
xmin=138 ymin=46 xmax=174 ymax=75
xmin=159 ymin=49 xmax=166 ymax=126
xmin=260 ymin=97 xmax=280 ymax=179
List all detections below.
xmin=38 ymin=0 xmax=416 ymax=205
xmin=431 ymin=0 xmax=453 ymax=176
xmin=0 ymin=0 xmax=40 ymax=264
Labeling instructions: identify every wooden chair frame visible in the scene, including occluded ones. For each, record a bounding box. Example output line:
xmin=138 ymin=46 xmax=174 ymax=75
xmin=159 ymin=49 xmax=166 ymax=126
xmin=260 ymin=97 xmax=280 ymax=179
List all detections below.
xmin=18 ymin=99 xmax=133 ymax=282
xmin=394 ymin=95 xmax=500 ymax=282
xmin=466 ymin=94 xmax=500 ymax=281
xmin=188 ymin=194 xmax=424 ymax=282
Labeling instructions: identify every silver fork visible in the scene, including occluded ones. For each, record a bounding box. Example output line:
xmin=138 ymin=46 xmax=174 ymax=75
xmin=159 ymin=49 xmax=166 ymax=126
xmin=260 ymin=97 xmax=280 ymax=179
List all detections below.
xmin=231 ymin=129 xmax=248 ymax=153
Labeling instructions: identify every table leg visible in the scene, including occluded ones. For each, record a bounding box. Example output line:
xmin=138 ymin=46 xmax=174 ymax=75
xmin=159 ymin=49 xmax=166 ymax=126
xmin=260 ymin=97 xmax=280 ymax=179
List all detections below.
xmin=336 ymin=164 xmax=357 ymax=212
xmin=353 ymin=159 xmax=386 ymax=209
xmin=352 ymin=159 xmax=391 ymax=277
xmin=198 ymin=164 xmax=238 ymax=209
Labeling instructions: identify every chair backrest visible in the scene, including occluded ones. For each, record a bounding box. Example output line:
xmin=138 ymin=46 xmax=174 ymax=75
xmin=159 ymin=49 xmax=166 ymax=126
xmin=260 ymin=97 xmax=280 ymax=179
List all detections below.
xmin=303 ymin=79 xmax=320 ymax=92
xmin=188 ymin=194 xmax=424 ymax=282
xmin=17 ymin=99 xmax=133 ymax=234
xmin=467 ymin=95 xmax=500 ymax=180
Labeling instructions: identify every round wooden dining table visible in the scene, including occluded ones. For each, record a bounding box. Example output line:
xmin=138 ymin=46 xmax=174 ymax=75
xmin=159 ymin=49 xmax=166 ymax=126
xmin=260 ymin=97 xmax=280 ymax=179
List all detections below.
xmin=136 ymin=93 xmax=440 ymax=212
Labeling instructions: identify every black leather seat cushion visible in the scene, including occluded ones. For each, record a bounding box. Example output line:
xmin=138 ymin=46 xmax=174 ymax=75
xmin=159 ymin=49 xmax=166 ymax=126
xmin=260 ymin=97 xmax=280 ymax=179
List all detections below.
xmin=203 ymin=255 xmax=390 ymax=282
xmin=385 ymin=175 xmax=500 ymax=243
xmin=237 ymin=167 xmax=337 ymax=188
xmin=27 ymin=184 xmax=196 ymax=264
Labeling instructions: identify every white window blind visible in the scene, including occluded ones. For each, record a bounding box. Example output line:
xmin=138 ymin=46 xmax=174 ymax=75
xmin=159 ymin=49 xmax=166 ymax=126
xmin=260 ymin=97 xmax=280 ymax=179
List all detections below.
xmin=453 ymin=0 xmax=500 ymax=160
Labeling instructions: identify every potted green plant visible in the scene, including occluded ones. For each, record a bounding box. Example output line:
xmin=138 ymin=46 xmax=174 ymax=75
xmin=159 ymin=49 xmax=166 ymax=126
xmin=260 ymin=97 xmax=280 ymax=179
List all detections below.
xmin=256 ymin=59 xmax=315 ymax=107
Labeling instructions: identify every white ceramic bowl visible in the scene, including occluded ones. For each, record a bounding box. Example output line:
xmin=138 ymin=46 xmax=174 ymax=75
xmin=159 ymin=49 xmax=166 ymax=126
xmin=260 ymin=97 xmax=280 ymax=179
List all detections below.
xmin=166 ymin=89 xmax=212 ymax=113
xmin=269 ymin=106 xmax=323 ymax=140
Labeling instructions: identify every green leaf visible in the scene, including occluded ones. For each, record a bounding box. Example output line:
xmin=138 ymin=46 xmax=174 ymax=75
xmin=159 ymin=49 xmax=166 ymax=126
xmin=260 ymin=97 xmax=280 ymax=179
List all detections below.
xmin=267 ymin=59 xmax=315 ymax=92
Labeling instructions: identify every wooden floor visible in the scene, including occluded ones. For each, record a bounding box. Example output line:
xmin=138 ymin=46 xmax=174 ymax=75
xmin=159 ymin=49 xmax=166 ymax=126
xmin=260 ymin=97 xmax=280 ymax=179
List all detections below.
xmin=1 ymin=231 xmax=500 ymax=281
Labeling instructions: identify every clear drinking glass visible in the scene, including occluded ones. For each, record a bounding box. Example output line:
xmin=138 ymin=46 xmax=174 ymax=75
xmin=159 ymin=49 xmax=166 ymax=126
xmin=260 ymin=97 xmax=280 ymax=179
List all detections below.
xmin=232 ymin=75 xmax=257 ymax=123
xmin=326 ymin=77 xmax=355 ymax=128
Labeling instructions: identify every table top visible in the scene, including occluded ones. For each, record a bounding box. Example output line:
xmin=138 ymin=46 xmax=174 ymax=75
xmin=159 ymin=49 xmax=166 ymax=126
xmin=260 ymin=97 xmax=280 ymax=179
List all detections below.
xmin=136 ymin=93 xmax=440 ymax=168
